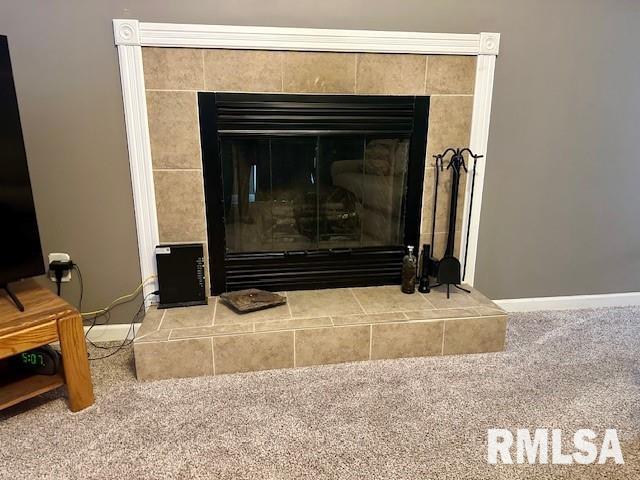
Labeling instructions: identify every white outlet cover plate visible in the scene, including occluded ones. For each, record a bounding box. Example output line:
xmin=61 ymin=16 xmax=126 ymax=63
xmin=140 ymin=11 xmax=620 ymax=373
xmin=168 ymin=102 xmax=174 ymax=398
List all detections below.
xmin=48 ymin=253 xmax=72 ymax=282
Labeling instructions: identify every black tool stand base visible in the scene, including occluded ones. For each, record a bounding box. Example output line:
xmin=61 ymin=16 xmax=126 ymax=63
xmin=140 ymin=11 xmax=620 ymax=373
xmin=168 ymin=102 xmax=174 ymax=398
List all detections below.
xmin=430 ymin=283 xmax=470 ymax=299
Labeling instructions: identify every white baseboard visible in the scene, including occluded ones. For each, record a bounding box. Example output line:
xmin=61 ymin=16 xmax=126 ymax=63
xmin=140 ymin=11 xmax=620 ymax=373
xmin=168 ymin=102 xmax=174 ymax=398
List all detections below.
xmin=495 ymin=292 xmax=640 ymax=312
xmin=80 ymin=293 xmax=640 ymax=340
xmin=84 ymin=323 xmax=141 ymax=342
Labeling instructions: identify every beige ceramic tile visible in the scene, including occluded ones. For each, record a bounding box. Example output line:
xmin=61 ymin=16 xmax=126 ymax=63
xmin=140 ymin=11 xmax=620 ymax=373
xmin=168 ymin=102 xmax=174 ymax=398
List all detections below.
xmin=468 ymin=288 xmax=501 ymax=308
xmin=254 ymin=316 xmax=332 ymax=333
xmin=160 ymin=303 xmax=215 ymax=329
xmin=203 ymin=49 xmax=283 ymax=92
xmin=214 ymin=331 xmax=294 ymax=374
xmin=295 ymin=325 xmax=370 ymax=367
xmin=425 ymin=96 xmax=474 ymax=168
xmin=371 ymin=321 xmax=443 ymax=360
xmin=134 ymin=338 xmax=213 ymax=381
xmin=473 ymin=305 xmax=507 ymax=316
xmin=425 ymin=285 xmax=484 ymax=309
xmin=403 ymin=307 xmax=478 ymax=321
xmin=420 ymin=231 xmax=444 ymax=257
xmin=443 ymin=315 xmax=507 ymax=355
xmin=421 ymin=231 xmax=461 ymax=259
xmin=331 ymin=311 xmax=406 ymax=326
xmin=214 ymin=298 xmax=291 ymax=325
xmin=154 ymin=170 xmax=206 ymax=242
xmin=426 ymin=55 xmax=476 ymax=95
xmin=169 ymin=323 xmax=252 ymax=340
xmin=286 ymin=288 xmax=363 ymax=318
xmin=283 ymin=52 xmax=356 ymax=93
xmin=142 ymin=47 xmax=204 ymax=90
xmin=146 ymin=91 xmax=201 ymax=169
xmin=136 ymin=307 xmax=164 ymax=337
xmin=351 ymin=286 xmax=434 ymax=314
xmin=356 ymin=53 xmax=426 ymax=94
xmin=134 ymin=329 xmax=171 ymax=343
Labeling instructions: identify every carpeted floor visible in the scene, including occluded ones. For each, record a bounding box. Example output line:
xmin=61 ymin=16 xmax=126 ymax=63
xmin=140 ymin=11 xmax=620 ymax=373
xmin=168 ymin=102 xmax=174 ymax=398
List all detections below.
xmin=1 ymin=307 xmax=639 ymax=479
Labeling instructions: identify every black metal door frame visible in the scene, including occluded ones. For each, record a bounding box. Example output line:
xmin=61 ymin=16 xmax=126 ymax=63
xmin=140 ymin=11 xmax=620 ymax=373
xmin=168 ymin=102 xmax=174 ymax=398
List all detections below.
xmin=198 ymin=93 xmax=429 ymax=294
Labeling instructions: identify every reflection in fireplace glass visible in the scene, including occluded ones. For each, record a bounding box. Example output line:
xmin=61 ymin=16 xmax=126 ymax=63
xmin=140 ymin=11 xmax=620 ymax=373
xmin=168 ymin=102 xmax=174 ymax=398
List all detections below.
xmin=221 ymin=136 xmax=410 ymax=253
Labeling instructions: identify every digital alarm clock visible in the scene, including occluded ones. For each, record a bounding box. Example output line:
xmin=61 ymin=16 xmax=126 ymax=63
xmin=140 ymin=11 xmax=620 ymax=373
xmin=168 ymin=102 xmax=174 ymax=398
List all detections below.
xmin=9 ymin=345 xmax=61 ymax=376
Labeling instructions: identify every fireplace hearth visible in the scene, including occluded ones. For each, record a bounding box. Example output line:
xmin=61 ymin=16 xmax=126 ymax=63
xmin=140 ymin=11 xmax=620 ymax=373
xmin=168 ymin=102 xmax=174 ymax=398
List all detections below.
xmin=199 ymin=93 xmax=429 ymax=294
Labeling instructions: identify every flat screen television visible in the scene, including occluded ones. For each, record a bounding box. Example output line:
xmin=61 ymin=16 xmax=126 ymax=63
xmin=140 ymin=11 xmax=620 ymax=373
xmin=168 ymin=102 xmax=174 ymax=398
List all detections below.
xmin=0 ymin=35 xmax=45 ymax=309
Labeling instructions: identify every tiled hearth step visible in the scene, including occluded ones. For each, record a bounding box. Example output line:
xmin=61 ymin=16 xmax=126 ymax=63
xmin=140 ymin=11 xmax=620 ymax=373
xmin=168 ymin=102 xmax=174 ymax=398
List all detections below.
xmin=133 ymin=285 xmax=507 ymax=381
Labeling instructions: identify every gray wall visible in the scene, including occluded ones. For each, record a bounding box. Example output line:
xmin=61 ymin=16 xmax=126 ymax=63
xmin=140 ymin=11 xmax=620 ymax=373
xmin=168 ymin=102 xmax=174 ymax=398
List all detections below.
xmin=1 ymin=0 xmax=639 ymax=323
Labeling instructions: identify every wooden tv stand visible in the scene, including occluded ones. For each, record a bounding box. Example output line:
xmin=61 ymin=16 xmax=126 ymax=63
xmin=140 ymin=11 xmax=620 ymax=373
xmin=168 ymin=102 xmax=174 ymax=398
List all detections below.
xmin=0 ymin=279 xmax=94 ymax=412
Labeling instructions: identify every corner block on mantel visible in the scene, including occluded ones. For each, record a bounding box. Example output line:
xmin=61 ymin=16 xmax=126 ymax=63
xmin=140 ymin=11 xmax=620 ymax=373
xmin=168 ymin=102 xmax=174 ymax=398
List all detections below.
xmin=479 ymin=32 xmax=501 ymax=55
xmin=113 ymin=19 xmax=141 ymax=46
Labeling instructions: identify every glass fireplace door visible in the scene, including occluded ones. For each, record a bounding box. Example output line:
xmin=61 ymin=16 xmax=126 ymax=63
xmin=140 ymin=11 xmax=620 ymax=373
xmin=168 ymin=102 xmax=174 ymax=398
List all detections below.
xmin=199 ymin=92 xmax=429 ymax=293
xmin=220 ymin=135 xmax=410 ymax=255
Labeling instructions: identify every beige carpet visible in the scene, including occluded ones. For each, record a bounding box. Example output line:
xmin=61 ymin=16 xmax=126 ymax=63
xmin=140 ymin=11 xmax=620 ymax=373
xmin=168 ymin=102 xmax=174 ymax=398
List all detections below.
xmin=1 ymin=307 xmax=639 ymax=479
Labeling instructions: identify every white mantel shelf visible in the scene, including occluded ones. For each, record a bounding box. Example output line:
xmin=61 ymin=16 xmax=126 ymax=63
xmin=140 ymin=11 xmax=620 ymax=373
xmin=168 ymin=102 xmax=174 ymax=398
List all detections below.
xmin=112 ymin=19 xmax=500 ymax=304
xmin=113 ymin=20 xmax=500 ymax=55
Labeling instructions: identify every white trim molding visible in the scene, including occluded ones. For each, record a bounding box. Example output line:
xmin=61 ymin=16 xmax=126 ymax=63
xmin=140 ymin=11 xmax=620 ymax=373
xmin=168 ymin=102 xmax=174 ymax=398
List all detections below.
xmin=114 ymin=20 xmax=159 ymax=305
xmin=85 ymin=323 xmax=141 ymax=343
xmin=459 ymin=52 xmax=497 ymax=285
xmin=495 ymin=292 xmax=640 ymax=313
xmin=114 ymin=20 xmax=498 ymax=55
xmin=113 ymin=20 xmax=500 ymax=293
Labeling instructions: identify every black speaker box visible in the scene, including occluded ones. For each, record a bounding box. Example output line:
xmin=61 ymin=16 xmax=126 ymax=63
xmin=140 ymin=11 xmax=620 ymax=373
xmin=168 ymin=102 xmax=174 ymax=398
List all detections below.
xmin=155 ymin=243 xmax=207 ymax=308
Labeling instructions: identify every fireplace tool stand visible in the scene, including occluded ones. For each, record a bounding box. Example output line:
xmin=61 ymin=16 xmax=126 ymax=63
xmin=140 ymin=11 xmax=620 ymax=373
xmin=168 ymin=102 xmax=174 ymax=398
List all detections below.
xmin=422 ymin=148 xmax=483 ymax=298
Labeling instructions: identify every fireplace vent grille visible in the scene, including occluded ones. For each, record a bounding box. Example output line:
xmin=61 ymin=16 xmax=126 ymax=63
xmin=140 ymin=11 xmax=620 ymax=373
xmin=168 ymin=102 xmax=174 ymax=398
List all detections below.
xmin=214 ymin=93 xmax=416 ymax=136
xmin=224 ymin=247 xmax=405 ymax=292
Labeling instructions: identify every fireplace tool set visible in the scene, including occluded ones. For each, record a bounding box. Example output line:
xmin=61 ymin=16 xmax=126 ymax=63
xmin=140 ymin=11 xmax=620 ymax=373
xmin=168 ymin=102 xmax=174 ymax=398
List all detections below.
xmin=411 ymin=148 xmax=483 ymax=299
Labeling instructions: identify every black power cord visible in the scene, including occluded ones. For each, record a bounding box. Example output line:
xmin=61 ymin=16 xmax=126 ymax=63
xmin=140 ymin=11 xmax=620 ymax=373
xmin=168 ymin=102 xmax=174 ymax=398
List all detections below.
xmin=86 ymin=291 xmax=158 ymax=361
xmin=49 ymin=259 xmax=74 ymax=296
xmin=49 ymin=260 xmax=83 ymax=312
xmin=52 ymin=259 xmax=158 ymax=361
xmin=73 ymin=263 xmax=83 ymax=313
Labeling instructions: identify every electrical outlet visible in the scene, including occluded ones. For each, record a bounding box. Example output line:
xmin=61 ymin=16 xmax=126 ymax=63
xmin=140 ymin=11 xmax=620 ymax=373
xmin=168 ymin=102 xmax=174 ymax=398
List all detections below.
xmin=48 ymin=253 xmax=72 ymax=282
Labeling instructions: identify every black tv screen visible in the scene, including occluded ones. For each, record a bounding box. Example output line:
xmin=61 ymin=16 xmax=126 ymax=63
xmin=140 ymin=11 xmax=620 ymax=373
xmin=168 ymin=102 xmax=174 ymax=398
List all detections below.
xmin=0 ymin=35 xmax=45 ymax=286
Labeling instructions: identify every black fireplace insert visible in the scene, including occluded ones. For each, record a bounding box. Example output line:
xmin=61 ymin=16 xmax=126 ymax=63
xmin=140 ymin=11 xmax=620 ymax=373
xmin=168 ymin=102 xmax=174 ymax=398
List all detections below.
xmin=198 ymin=93 xmax=429 ymax=294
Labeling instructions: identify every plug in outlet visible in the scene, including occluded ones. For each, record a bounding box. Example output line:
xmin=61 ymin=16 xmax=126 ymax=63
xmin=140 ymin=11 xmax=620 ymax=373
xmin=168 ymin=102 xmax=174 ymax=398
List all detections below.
xmin=48 ymin=253 xmax=72 ymax=282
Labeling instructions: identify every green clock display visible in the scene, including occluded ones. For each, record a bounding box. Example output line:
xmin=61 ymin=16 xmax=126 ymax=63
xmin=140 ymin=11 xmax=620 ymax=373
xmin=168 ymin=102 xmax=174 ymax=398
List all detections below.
xmin=11 ymin=346 xmax=61 ymax=376
xmin=21 ymin=352 xmax=46 ymax=367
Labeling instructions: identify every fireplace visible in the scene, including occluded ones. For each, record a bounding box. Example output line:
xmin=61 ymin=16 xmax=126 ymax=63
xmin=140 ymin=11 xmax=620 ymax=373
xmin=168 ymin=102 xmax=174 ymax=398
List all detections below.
xmin=116 ymin=24 xmax=506 ymax=379
xmin=199 ymin=93 xmax=429 ymax=294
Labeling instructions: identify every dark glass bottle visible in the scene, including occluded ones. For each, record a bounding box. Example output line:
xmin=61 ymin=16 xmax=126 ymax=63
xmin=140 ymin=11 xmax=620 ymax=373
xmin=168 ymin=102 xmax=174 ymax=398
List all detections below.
xmin=401 ymin=245 xmax=417 ymax=294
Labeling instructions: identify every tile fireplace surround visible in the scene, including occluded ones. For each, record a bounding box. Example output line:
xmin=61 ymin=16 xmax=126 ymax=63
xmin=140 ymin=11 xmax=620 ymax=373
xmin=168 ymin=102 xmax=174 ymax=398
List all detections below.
xmin=113 ymin=22 xmax=502 ymax=379
xmin=134 ymin=285 xmax=507 ymax=380
xmin=145 ymin=48 xmax=476 ymax=293
xmin=114 ymin=21 xmax=499 ymax=299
